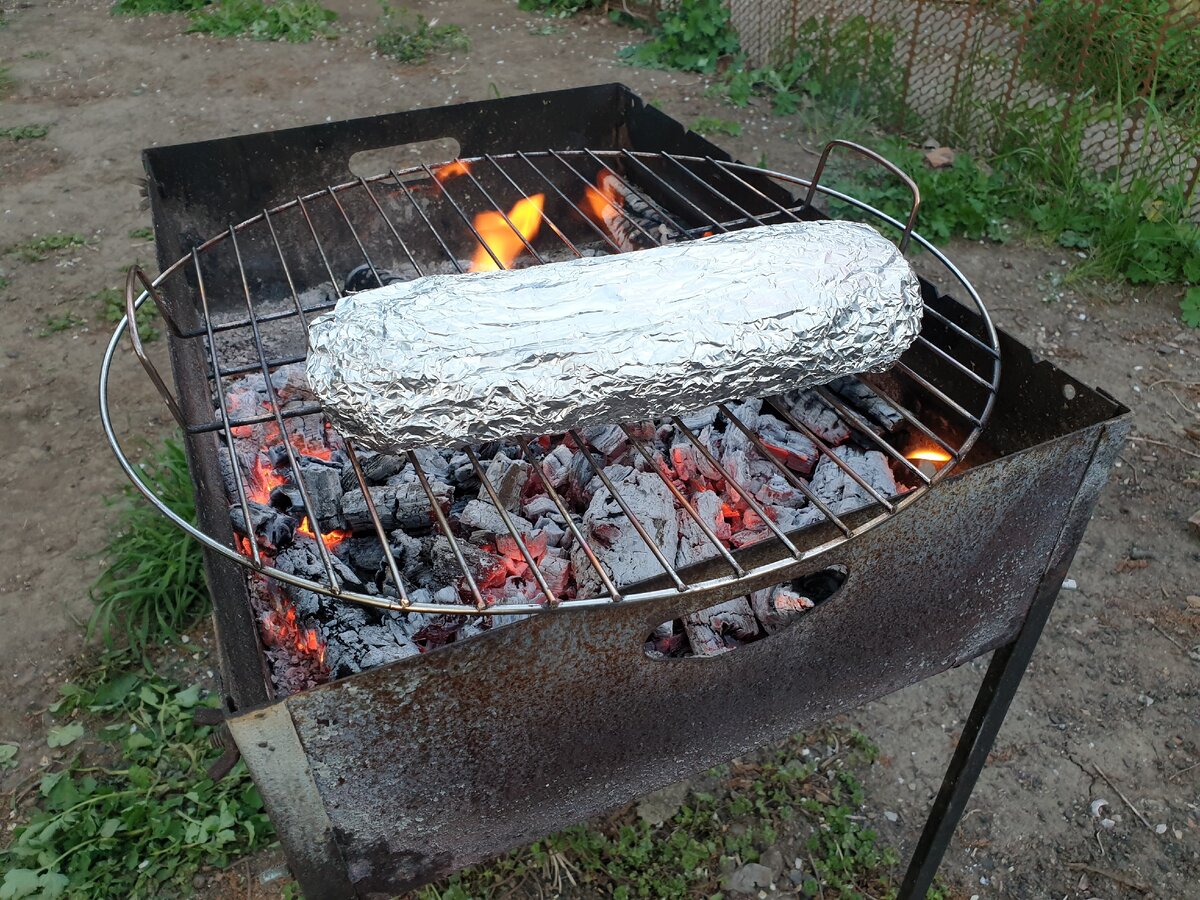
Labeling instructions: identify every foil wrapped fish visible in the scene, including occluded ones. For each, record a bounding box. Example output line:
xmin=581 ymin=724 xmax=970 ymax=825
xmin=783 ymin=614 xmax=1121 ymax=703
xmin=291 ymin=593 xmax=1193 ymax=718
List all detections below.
xmin=307 ymin=221 xmax=922 ymax=452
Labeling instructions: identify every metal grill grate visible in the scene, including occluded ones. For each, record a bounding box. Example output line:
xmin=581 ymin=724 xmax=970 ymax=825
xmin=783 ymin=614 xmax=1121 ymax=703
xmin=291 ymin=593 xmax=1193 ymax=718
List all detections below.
xmin=101 ymin=143 xmax=1000 ymax=617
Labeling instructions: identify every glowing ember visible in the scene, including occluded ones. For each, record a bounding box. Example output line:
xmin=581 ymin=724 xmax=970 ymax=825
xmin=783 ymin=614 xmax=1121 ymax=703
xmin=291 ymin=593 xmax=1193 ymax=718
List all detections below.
xmin=297 ymin=516 xmax=350 ymax=551
xmin=434 ymin=159 xmax=472 ymax=183
xmin=469 ymin=194 xmax=545 ymax=272
xmin=248 ymin=455 xmax=288 ymax=504
xmin=906 ymin=448 xmax=952 ymax=463
xmin=262 ymin=603 xmax=327 ymax=669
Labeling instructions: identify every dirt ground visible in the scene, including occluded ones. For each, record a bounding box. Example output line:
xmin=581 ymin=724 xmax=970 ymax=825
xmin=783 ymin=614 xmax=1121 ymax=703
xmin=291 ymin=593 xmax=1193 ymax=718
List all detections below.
xmin=1 ymin=1 xmax=1197 ymax=897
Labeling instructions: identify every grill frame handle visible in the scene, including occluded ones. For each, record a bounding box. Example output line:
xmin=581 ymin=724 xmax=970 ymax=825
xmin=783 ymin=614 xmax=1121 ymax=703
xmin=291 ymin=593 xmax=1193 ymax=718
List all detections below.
xmin=125 ymin=265 xmax=185 ymax=427
xmin=804 ymin=139 xmax=921 ymax=253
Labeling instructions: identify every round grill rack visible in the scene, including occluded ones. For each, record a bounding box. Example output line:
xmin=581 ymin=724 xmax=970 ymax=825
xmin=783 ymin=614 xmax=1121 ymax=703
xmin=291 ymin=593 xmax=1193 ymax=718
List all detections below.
xmin=100 ymin=142 xmax=1001 ymax=617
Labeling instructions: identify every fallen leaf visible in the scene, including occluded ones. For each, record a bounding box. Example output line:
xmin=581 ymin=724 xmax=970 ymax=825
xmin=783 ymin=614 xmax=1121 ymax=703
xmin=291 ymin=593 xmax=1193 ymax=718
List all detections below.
xmin=47 ymin=722 xmax=84 ymax=748
xmin=0 ymin=743 xmax=17 ymax=768
xmin=1115 ymin=558 xmax=1150 ymax=574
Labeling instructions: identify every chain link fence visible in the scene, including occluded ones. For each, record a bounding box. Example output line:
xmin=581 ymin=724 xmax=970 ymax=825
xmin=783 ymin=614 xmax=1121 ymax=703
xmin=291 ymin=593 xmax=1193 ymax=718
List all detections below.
xmin=725 ymin=0 xmax=1200 ymax=209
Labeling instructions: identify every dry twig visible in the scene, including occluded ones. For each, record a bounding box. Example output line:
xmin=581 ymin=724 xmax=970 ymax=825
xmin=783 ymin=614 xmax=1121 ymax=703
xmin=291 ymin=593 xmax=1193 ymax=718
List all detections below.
xmin=1145 ymin=617 xmax=1186 ymax=651
xmin=1093 ymin=765 xmax=1153 ymax=830
xmin=1127 ymin=435 xmax=1200 ymax=460
xmin=1066 ymin=862 xmax=1151 ymax=893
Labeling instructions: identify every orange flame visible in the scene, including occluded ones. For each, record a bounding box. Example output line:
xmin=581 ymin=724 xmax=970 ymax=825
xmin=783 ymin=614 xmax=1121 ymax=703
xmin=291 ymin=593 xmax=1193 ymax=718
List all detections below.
xmin=248 ymin=455 xmax=289 ymax=505
xmin=906 ymin=448 xmax=952 ymax=463
xmin=297 ymin=516 xmax=350 ymax=552
xmin=469 ymin=194 xmax=545 ymax=272
xmin=435 ymin=159 xmax=472 ymax=183
xmin=583 ymin=171 xmax=623 ymax=224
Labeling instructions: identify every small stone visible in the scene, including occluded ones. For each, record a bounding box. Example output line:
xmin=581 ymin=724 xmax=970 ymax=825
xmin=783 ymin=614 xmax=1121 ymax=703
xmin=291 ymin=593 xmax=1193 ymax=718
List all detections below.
xmin=760 ymin=847 xmax=784 ymax=876
xmin=1190 ymin=510 xmax=1200 ymax=537
xmin=1138 ymin=693 xmax=1154 ymax=707
xmin=725 ymin=863 xmax=775 ymax=895
xmin=788 ymin=869 xmax=805 ymax=886
xmin=1100 ymin=817 xmax=1116 ymax=830
xmin=884 ymin=810 xmax=899 ymax=822
xmin=1155 ymin=823 xmax=1168 ymax=834
xmin=1062 ymin=578 xmax=1078 ymax=590
xmin=635 ymin=780 xmax=689 ymax=826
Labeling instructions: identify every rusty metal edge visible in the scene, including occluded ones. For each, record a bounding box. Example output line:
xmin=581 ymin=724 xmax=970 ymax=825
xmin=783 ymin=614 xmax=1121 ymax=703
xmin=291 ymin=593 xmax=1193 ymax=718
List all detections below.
xmin=228 ymin=703 xmax=355 ymax=898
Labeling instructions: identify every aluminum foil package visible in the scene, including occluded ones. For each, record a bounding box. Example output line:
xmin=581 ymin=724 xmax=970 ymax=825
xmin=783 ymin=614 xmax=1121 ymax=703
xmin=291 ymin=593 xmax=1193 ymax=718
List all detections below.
xmin=307 ymin=221 xmax=923 ymax=452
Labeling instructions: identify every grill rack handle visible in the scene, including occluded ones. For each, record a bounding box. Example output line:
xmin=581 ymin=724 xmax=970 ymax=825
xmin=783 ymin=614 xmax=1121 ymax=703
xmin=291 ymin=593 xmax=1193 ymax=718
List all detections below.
xmin=125 ymin=265 xmax=185 ymax=427
xmin=804 ymin=140 xmax=921 ymax=254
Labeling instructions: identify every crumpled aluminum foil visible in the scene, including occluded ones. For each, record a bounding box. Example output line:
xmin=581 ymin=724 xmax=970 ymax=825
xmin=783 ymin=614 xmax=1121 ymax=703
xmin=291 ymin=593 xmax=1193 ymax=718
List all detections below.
xmin=306 ymin=221 xmax=922 ymax=452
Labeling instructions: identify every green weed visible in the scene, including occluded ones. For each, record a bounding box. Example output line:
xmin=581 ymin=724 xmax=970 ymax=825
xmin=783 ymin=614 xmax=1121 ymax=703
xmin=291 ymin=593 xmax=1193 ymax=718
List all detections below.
xmin=1021 ymin=0 xmax=1200 ymax=122
xmin=0 ymin=275 xmax=10 ymax=292
xmin=691 ymin=115 xmax=741 ymax=137
xmin=517 ymin=0 xmax=602 ymax=17
xmin=39 ymin=312 xmax=88 ymax=336
xmin=89 ymin=439 xmax=208 ymax=655
xmin=97 ymin=285 xmax=161 ymax=342
xmin=374 ymin=3 xmax=468 ymax=63
xmin=128 ymin=226 xmax=154 ymax=240
xmin=1 ymin=671 xmax=274 ymax=898
xmin=22 ymin=50 xmax=51 ymax=60
xmin=113 ymin=0 xmax=211 ymax=14
xmin=0 ymin=67 xmax=15 ymax=97
xmin=421 ymin=734 xmax=898 ymax=899
xmin=1182 ymin=287 xmax=1200 ymax=327
xmin=0 ymin=124 xmax=49 ymax=141
xmin=619 ymin=0 xmax=739 ymax=73
xmin=188 ymin=0 xmax=337 ymax=42
xmin=7 ymin=232 xmax=88 ymax=263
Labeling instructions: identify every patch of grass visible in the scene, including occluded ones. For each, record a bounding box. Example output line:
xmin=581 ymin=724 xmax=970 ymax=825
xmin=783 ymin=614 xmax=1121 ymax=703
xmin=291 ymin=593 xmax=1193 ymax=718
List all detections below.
xmin=112 ymin=0 xmax=211 ymax=14
xmin=0 ymin=275 xmax=10 ymax=292
xmin=188 ymin=0 xmax=337 ymax=42
xmin=374 ymin=3 xmax=469 ymax=63
xmin=517 ymin=0 xmax=602 ymax=17
xmin=422 ymin=733 xmax=899 ymax=899
xmin=1182 ymin=288 xmax=1200 ymax=327
xmin=1 ymin=670 xmax=274 ymax=898
xmin=23 ymin=50 xmax=51 ymax=60
xmin=690 ymin=115 xmax=741 ymax=137
xmin=128 ymin=226 xmax=154 ymax=240
xmin=619 ymin=0 xmax=739 ymax=73
xmin=1021 ymin=0 xmax=1200 ymax=121
xmin=89 ymin=439 xmax=208 ymax=655
xmin=7 ymin=232 xmax=88 ymax=263
xmin=0 ymin=124 xmax=49 ymax=141
xmin=39 ymin=312 xmax=88 ymax=336
xmin=0 ymin=67 xmax=15 ymax=97
xmin=97 ymin=284 xmax=160 ymax=342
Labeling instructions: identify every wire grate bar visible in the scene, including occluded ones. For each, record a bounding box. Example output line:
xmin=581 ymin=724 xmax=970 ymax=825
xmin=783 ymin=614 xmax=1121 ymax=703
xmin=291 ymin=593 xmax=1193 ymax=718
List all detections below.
xmin=485 ymin=155 xmax=583 ymax=258
xmin=670 ymin=417 xmax=803 ymax=558
xmin=466 ymin=447 xmax=559 ymax=608
xmin=662 ymin=153 xmax=765 ymax=227
xmin=619 ymin=150 xmax=730 ymax=234
xmin=813 ymin=387 xmax=931 ymax=484
xmin=359 ymin=176 xmax=425 ymax=277
xmin=547 ymin=150 xmax=664 ymax=248
xmin=458 ymin=164 xmax=549 ymax=265
xmin=766 ymin=401 xmax=897 ymax=512
xmin=915 ymin=335 xmax=993 ymax=390
xmin=422 ymin=163 xmax=508 ymax=271
xmin=922 ymin=302 xmax=1001 ymax=360
xmin=622 ymin=425 xmax=745 ymax=578
xmin=568 ymin=428 xmax=688 ymax=592
xmin=407 ymin=449 xmax=487 ymax=610
xmin=227 ymin=224 xmax=344 ymax=594
xmin=516 ymin=152 xmax=624 ymax=254
xmin=894 ymin=362 xmax=982 ymax=426
xmin=846 ymin=379 xmax=960 ymax=461
xmin=518 ymin=438 xmax=622 ymax=602
xmin=583 ymin=149 xmax=691 ymax=239
xmin=191 ymin=249 xmax=263 ymax=568
xmin=718 ymin=403 xmax=852 ymax=537
xmin=391 ymin=170 xmax=464 ymax=273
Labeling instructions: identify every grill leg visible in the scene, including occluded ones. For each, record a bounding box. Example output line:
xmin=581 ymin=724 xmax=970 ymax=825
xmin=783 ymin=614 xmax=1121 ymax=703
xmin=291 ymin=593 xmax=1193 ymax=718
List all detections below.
xmin=898 ymin=420 xmax=1128 ymax=898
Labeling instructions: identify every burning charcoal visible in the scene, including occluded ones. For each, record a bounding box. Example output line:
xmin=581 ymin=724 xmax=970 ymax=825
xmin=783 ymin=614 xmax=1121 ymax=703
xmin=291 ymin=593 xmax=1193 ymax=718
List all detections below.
xmin=479 ymin=453 xmax=529 ymax=512
xmin=755 ymin=414 xmax=818 ymax=474
xmin=522 ymin=495 xmax=559 ymax=521
xmin=269 ymin=484 xmax=303 ymax=513
xmin=750 ymin=584 xmax=816 ymax=633
xmin=457 ymin=619 xmax=489 ymax=641
xmin=430 ymin=536 xmax=500 ymax=587
xmin=411 ymin=447 xmax=451 ymax=481
xmin=274 ymin=541 xmax=362 ymax=588
xmin=292 ymin=588 xmax=325 ymax=619
xmin=564 ymin=448 xmax=597 ymax=503
xmin=230 ymin=501 xmax=298 ymax=551
xmin=539 ymin=443 xmax=574 ymax=489
xmin=343 ymin=482 xmax=448 ymax=533
xmin=586 ymin=464 xmax=633 ymax=498
xmin=581 ymin=424 xmax=628 ymax=458
xmin=342 ymin=486 xmax=400 ymax=532
xmin=458 ymin=499 xmax=533 ymax=536
xmin=534 ymin=517 xmax=566 ymax=547
xmin=388 ymin=530 xmax=427 ymax=580
xmin=339 ymin=451 xmax=406 ymax=490
xmin=677 ymin=405 xmax=719 ymax=431
xmin=770 ymin=504 xmax=825 ymax=532
xmin=269 ymin=363 xmax=316 ymax=403
xmin=676 ymin=490 xmax=732 ymax=568
xmin=809 ymin=446 xmax=899 ymax=514
xmin=571 ymin=468 xmax=679 ymax=598
xmin=295 ymin=456 xmax=344 ymax=529
xmin=782 ymin=390 xmax=850 ymax=444
xmin=684 ymin=597 xmax=759 ymax=657
xmin=433 ymin=586 xmax=459 ymax=605
xmin=669 ymin=436 xmax=699 ymax=483
xmin=828 ymin=377 xmax=903 ymax=431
